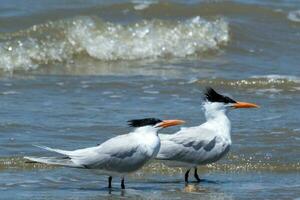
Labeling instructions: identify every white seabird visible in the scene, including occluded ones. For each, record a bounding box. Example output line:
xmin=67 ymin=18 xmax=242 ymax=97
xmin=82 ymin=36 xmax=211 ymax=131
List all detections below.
xmin=156 ymin=88 xmax=259 ymax=182
xmin=25 ymin=118 xmax=184 ymax=189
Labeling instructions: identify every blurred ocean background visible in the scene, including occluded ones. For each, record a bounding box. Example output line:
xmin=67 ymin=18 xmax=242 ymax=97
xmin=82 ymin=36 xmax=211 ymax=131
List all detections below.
xmin=0 ymin=0 xmax=299 ymax=199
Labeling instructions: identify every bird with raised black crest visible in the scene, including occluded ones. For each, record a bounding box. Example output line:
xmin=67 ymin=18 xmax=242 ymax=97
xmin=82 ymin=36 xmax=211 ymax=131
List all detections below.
xmin=156 ymin=88 xmax=259 ymax=183
xmin=24 ymin=118 xmax=184 ymax=189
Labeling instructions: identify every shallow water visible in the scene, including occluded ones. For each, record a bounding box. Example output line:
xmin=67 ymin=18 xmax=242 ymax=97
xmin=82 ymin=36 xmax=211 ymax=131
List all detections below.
xmin=0 ymin=0 xmax=299 ymax=199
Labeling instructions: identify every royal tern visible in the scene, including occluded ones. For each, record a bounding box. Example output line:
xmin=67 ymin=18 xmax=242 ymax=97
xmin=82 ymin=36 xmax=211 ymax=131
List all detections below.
xmin=25 ymin=118 xmax=184 ymax=189
xmin=156 ymin=88 xmax=259 ymax=183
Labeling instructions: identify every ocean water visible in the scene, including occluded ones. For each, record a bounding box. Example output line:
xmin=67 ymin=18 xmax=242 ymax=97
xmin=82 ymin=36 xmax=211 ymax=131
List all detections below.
xmin=0 ymin=0 xmax=299 ymax=199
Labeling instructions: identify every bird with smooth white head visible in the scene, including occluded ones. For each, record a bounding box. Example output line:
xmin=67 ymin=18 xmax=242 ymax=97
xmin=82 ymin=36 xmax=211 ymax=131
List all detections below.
xmin=156 ymin=87 xmax=259 ymax=183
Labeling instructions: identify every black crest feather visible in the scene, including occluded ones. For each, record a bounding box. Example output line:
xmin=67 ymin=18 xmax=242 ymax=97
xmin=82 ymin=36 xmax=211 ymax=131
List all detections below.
xmin=204 ymin=87 xmax=236 ymax=104
xmin=128 ymin=118 xmax=162 ymax=127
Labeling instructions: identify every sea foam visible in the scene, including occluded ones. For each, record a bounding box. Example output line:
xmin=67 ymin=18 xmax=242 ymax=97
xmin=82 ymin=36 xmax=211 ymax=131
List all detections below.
xmin=0 ymin=16 xmax=229 ymax=73
xmin=194 ymin=75 xmax=300 ymax=92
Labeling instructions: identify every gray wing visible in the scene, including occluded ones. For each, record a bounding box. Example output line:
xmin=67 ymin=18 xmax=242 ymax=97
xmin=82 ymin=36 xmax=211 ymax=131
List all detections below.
xmin=157 ymin=127 xmax=224 ymax=164
xmin=70 ymin=134 xmax=152 ymax=172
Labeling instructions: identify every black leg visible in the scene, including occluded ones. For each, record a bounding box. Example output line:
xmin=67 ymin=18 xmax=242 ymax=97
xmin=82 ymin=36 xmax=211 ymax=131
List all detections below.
xmin=121 ymin=177 xmax=125 ymax=189
xmin=108 ymin=176 xmax=112 ymax=189
xmin=194 ymin=167 xmax=201 ymax=182
xmin=185 ymin=169 xmax=190 ymax=183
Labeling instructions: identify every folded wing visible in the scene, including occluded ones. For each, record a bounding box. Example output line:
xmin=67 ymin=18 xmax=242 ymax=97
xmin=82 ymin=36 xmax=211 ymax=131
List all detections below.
xmin=157 ymin=127 xmax=225 ymax=165
xmin=25 ymin=133 xmax=153 ymax=173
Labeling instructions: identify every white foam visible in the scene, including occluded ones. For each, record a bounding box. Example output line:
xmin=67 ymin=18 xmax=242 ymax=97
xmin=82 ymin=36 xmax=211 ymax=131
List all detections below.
xmin=68 ymin=16 xmax=228 ymax=60
xmin=109 ymin=95 xmax=122 ymax=98
xmin=1 ymin=91 xmax=19 ymax=95
xmin=0 ymin=16 xmax=229 ymax=73
xmin=132 ymin=0 xmax=157 ymax=10
xmin=251 ymin=75 xmax=300 ymax=83
xmin=140 ymin=96 xmax=156 ymax=100
xmin=256 ymin=88 xmax=283 ymax=93
xmin=254 ymin=115 xmax=282 ymax=122
xmin=143 ymin=90 xmax=159 ymax=94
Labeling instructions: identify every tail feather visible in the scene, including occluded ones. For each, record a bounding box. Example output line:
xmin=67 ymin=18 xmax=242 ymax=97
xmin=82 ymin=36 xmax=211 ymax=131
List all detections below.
xmin=34 ymin=145 xmax=72 ymax=156
xmin=24 ymin=145 xmax=82 ymax=168
xmin=24 ymin=156 xmax=79 ymax=167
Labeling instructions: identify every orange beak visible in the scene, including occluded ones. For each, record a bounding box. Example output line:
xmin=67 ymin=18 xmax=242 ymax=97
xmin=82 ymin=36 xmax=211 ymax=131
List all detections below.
xmin=157 ymin=119 xmax=185 ymax=128
xmin=232 ymin=101 xmax=259 ymax=109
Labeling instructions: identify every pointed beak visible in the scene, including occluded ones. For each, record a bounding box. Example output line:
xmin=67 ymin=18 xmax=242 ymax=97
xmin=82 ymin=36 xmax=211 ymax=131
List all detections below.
xmin=157 ymin=119 xmax=185 ymax=128
xmin=232 ymin=101 xmax=259 ymax=109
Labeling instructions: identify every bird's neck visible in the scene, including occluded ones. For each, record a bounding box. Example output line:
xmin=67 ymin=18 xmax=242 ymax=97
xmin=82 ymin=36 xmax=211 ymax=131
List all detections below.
xmin=203 ymin=105 xmax=231 ymax=140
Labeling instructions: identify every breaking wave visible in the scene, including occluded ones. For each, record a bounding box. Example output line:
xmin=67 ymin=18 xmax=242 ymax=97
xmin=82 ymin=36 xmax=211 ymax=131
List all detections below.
xmin=0 ymin=16 xmax=229 ymax=73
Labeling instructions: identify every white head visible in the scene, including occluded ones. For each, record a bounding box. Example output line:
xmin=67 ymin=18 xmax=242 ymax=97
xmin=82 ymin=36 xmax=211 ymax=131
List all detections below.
xmin=203 ymin=87 xmax=259 ymax=120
